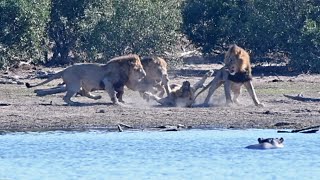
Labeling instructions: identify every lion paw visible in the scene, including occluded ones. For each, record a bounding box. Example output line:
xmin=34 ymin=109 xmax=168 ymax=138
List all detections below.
xmin=256 ymin=103 xmax=264 ymax=107
xmin=205 ymin=70 xmax=214 ymax=77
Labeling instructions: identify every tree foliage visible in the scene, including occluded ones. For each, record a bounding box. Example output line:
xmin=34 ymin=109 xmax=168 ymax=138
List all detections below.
xmin=1 ymin=0 xmax=320 ymax=73
xmin=78 ymin=0 xmax=182 ymax=62
xmin=0 ymin=0 xmax=182 ymax=67
xmin=181 ymin=0 xmax=320 ymax=72
xmin=0 ymin=0 xmax=50 ymax=67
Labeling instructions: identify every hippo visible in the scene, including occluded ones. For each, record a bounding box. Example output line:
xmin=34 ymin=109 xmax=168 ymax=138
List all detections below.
xmin=245 ymin=137 xmax=284 ymax=150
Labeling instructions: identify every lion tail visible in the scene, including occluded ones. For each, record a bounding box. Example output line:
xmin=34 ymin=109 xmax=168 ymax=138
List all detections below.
xmin=25 ymin=70 xmax=64 ymax=88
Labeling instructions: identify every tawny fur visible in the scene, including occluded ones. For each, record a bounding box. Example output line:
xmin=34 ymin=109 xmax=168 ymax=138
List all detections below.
xmin=26 ymin=54 xmax=146 ymax=105
xmin=144 ymin=70 xmax=213 ymax=107
xmin=138 ymin=56 xmax=169 ymax=98
xmin=33 ymin=56 xmax=170 ymax=101
xmin=195 ymin=45 xmax=263 ymax=107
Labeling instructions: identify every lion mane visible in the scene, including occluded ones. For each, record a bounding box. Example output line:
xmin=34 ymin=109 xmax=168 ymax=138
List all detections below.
xmin=26 ymin=54 xmax=146 ymax=105
xmin=138 ymin=56 xmax=169 ymax=97
xmin=194 ymin=45 xmax=263 ymax=107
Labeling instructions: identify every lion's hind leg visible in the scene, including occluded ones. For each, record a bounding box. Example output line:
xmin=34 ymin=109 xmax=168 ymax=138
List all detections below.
xmin=204 ymin=79 xmax=223 ymax=105
xmin=231 ymin=83 xmax=242 ymax=105
xmin=63 ymin=91 xmax=79 ymax=105
xmin=143 ymin=92 xmax=173 ymax=106
xmin=80 ymin=89 xmax=102 ymax=100
xmin=143 ymin=92 xmax=161 ymax=102
xmin=63 ymin=81 xmax=81 ymax=105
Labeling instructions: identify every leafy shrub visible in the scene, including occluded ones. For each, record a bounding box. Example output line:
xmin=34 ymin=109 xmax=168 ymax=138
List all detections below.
xmin=77 ymin=0 xmax=183 ymax=62
xmin=0 ymin=0 xmax=50 ymax=68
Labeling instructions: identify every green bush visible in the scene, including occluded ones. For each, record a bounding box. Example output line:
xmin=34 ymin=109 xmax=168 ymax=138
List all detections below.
xmin=77 ymin=0 xmax=183 ymax=62
xmin=181 ymin=0 xmax=251 ymax=54
xmin=290 ymin=4 xmax=320 ymax=73
xmin=0 ymin=0 xmax=183 ymax=67
xmin=47 ymin=0 xmax=88 ymax=65
xmin=0 ymin=0 xmax=50 ymax=68
xmin=181 ymin=0 xmax=320 ymax=72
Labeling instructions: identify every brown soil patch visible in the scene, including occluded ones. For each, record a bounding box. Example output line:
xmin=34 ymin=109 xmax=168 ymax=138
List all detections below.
xmin=1 ymin=64 xmax=320 ymax=132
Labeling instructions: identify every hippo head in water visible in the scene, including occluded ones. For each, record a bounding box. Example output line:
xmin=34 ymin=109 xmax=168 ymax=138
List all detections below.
xmin=246 ymin=137 xmax=284 ymax=150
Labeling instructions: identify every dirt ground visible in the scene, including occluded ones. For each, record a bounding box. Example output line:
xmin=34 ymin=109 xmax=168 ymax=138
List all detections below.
xmin=1 ymin=63 xmax=320 ymax=132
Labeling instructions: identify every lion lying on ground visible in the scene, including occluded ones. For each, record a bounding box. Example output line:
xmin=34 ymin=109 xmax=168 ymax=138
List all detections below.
xmin=34 ymin=56 xmax=170 ymax=100
xmin=143 ymin=70 xmax=214 ymax=107
xmin=26 ymin=54 xmax=146 ymax=105
xmin=195 ymin=44 xmax=263 ymax=107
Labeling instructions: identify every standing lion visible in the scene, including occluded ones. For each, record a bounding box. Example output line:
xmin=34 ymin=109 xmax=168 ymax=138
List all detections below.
xmin=195 ymin=45 xmax=263 ymax=107
xmin=32 ymin=55 xmax=170 ymax=101
xmin=26 ymin=54 xmax=146 ymax=105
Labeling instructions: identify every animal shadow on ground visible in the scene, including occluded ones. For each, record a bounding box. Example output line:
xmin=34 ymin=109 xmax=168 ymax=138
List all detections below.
xmin=48 ymin=102 xmax=115 ymax=107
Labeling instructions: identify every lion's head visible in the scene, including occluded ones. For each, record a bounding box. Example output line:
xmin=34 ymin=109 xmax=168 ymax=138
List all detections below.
xmin=127 ymin=55 xmax=146 ymax=83
xmin=108 ymin=54 xmax=146 ymax=89
xmin=180 ymin=81 xmax=192 ymax=97
xmin=141 ymin=56 xmax=167 ymax=84
xmin=224 ymin=44 xmax=251 ymax=75
xmin=224 ymin=45 xmax=252 ymax=83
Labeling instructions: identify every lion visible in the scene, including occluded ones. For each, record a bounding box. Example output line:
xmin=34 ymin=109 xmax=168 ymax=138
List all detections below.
xmin=143 ymin=70 xmax=213 ymax=107
xmin=245 ymin=138 xmax=284 ymax=150
xmin=33 ymin=56 xmax=169 ymax=100
xmin=25 ymin=54 xmax=146 ymax=105
xmin=194 ymin=44 xmax=263 ymax=107
xmin=138 ymin=56 xmax=169 ymax=98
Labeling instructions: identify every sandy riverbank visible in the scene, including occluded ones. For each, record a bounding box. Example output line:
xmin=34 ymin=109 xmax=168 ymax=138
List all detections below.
xmin=1 ymin=64 xmax=320 ymax=132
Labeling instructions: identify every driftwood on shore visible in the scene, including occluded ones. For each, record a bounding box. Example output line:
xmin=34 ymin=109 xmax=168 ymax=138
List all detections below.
xmin=0 ymin=75 xmax=24 ymax=85
xmin=34 ymin=85 xmax=66 ymax=96
xmin=116 ymin=123 xmax=188 ymax=132
xmin=283 ymin=94 xmax=320 ymax=102
xmin=277 ymin=125 xmax=320 ymax=133
xmin=0 ymin=103 xmax=10 ymax=106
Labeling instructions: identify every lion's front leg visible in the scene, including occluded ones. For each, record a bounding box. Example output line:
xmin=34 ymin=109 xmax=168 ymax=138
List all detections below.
xmin=224 ymin=80 xmax=233 ymax=105
xmin=244 ymin=81 xmax=264 ymax=107
xmin=203 ymin=78 xmax=223 ymax=105
xmin=143 ymin=92 xmax=174 ymax=106
xmin=102 ymin=78 xmax=118 ymax=104
xmin=192 ymin=70 xmax=214 ymax=92
xmin=231 ymin=82 xmax=242 ymax=105
xmin=115 ymin=86 xmax=125 ymax=103
xmin=162 ymin=74 xmax=171 ymax=97
xmin=155 ymin=83 xmax=166 ymax=98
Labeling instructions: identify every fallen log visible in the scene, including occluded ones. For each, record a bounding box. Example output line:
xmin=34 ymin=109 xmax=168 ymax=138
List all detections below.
xmin=277 ymin=125 xmax=320 ymax=133
xmin=0 ymin=103 xmax=10 ymax=106
xmin=34 ymin=86 xmax=66 ymax=96
xmin=283 ymin=94 xmax=320 ymax=102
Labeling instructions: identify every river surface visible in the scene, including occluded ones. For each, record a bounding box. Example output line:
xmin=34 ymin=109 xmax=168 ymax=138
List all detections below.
xmin=0 ymin=129 xmax=319 ymax=179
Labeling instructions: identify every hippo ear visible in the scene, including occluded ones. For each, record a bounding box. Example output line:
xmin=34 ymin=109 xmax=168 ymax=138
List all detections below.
xmin=279 ymin=137 xmax=284 ymax=143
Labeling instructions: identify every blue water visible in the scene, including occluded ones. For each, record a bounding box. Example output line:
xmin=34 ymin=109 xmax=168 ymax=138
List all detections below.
xmin=0 ymin=129 xmax=319 ymax=180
